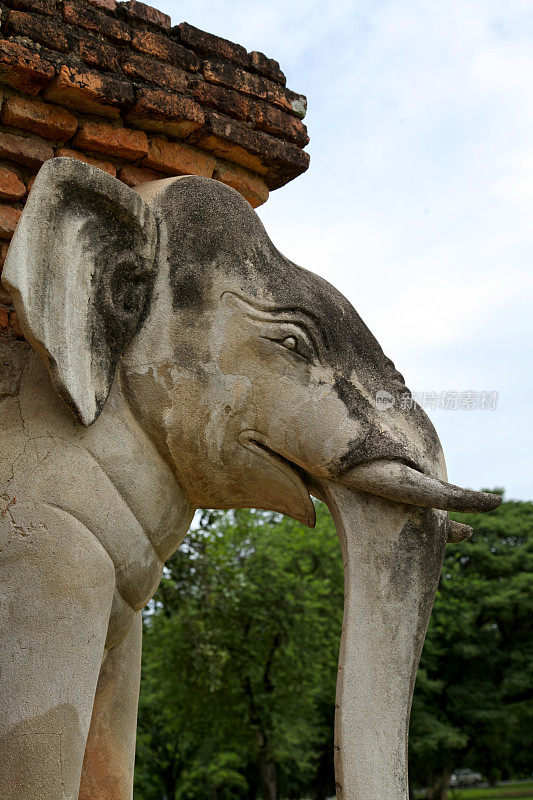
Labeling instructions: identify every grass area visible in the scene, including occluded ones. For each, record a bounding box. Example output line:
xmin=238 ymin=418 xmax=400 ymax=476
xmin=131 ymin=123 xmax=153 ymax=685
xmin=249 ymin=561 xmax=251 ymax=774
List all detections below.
xmin=450 ymin=782 xmax=533 ymax=800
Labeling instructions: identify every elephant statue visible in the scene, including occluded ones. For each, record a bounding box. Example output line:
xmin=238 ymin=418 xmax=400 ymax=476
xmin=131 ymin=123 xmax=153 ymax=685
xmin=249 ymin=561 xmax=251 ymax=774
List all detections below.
xmin=0 ymin=157 xmax=500 ymax=800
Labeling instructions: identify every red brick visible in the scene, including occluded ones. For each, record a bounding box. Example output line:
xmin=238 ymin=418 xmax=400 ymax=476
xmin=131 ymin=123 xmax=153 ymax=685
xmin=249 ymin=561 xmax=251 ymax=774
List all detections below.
xmin=73 ymin=121 xmax=148 ymax=160
xmin=191 ymin=111 xmax=310 ymax=189
xmin=192 ymin=133 xmax=265 ymax=176
xmin=2 ymin=96 xmax=78 ymax=141
xmin=4 ymin=0 xmax=56 ymax=14
xmin=120 ymin=0 xmax=170 ymax=31
xmin=203 ymin=60 xmax=307 ymax=119
xmin=55 ymin=148 xmax=116 ymax=176
xmin=192 ymin=80 xmax=308 ymax=145
xmin=253 ymin=103 xmax=309 ymax=147
xmin=0 ymin=205 xmax=21 ymax=239
xmin=0 ymin=132 xmax=53 ymax=169
xmin=131 ymin=29 xmax=199 ymax=71
xmin=0 ymin=166 xmax=25 ymax=201
xmin=118 ymin=164 xmax=164 ymax=187
xmin=176 ymin=22 xmax=248 ymax=68
xmin=121 ymin=52 xmax=188 ymax=92
xmin=63 ymin=0 xmax=130 ymax=43
xmin=0 ymin=242 xmax=10 ymax=268
xmin=6 ymin=10 xmax=71 ymax=53
xmin=0 ymin=307 xmax=8 ymax=333
xmin=9 ymin=310 xmax=24 ymax=338
xmin=26 ymin=176 xmax=35 ymax=194
xmin=126 ymin=87 xmax=203 ymax=138
xmin=248 ymin=51 xmax=286 ymax=86
xmin=87 ymin=0 xmax=115 ymax=9
xmin=0 ymin=40 xmax=55 ymax=95
xmin=192 ymin=80 xmax=252 ymax=122
xmin=44 ymin=65 xmax=134 ymax=118
xmin=143 ymin=138 xmax=215 ymax=177
xmin=77 ymin=34 xmax=121 ymax=72
xmin=213 ymin=160 xmax=268 ymax=208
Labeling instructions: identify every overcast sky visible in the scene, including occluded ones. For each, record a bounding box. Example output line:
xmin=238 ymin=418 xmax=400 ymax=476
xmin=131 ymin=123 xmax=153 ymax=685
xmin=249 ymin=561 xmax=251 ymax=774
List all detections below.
xmin=160 ymin=0 xmax=532 ymax=500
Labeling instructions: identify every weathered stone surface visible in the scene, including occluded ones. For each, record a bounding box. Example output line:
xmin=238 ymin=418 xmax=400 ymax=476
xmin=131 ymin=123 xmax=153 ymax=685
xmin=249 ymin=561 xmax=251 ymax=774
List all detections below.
xmin=4 ymin=0 xmax=56 ymax=13
xmin=121 ymin=52 xmax=188 ymax=92
xmin=63 ymin=0 xmax=131 ymax=43
xmin=192 ymin=81 xmax=308 ymax=146
xmin=87 ymin=0 xmax=116 ymax=10
xmin=0 ymin=39 xmax=55 ymax=95
xmin=175 ymin=21 xmax=248 ymax=68
xmin=126 ymin=87 xmax=203 ymax=138
xmin=6 ymin=9 xmax=72 ymax=52
xmin=44 ymin=65 xmax=134 ymax=118
xmin=131 ymin=29 xmax=199 ymax=71
xmin=0 ymin=159 xmax=501 ymax=800
xmin=253 ymin=100 xmax=309 ymax=146
xmin=203 ymin=59 xmax=307 ymax=119
xmin=248 ymin=50 xmax=286 ymax=85
xmin=192 ymin=79 xmax=251 ymax=122
xmin=191 ymin=110 xmax=310 ymax=188
xmin=120 ymin=0 xmax=170 ymax=31
xmin=77 ymin=34 xmax=122 ymax=72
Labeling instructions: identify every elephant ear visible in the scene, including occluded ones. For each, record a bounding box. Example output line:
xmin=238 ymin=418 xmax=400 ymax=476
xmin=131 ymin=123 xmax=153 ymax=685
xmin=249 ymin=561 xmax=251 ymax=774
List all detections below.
xmin=2 ymin=157 xmax=159 ymax=426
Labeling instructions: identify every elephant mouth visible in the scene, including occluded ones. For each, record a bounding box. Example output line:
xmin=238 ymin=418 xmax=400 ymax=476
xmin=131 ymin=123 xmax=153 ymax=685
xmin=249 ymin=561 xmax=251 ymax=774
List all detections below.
xmin=238 ymin=430 xmax=316 ymax=526
xmin=239 ymin=432 xmax=501 ymax=538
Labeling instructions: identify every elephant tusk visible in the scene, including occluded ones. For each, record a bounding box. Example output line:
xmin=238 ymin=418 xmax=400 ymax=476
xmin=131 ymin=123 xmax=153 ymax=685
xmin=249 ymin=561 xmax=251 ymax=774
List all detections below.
xmin=341 ymin=459 xmax=502 ymax=513
xmin=447 ymin=519 xmax=474 ymax=543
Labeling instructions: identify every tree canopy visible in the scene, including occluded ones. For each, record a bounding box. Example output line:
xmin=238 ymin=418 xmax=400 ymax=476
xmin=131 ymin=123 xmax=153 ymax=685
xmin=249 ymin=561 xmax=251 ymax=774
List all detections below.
xmin=134 ymin=495 xmax=532 ymax=800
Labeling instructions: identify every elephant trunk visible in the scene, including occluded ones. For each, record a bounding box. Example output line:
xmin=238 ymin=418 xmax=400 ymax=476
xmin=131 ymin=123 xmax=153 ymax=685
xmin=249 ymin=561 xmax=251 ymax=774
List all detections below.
xmin=320 ymin=481 xmax=447 ymax=800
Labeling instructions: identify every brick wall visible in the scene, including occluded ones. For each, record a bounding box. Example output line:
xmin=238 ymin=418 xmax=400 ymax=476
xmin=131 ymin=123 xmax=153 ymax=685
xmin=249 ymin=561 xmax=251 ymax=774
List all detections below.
xmin=0 ymin=0 xmax=309 ymax=338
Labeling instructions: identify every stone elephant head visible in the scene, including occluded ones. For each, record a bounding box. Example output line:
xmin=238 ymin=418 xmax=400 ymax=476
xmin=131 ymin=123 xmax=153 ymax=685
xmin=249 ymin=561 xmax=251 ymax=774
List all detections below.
xmin=2 ymin=157 xmax=500 ymax=799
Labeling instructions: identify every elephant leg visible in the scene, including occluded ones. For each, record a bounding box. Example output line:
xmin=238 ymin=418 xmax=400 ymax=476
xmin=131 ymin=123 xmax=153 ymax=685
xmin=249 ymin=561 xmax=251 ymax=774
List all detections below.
xmin=79 ymin=610 xmax=143 ymax=800
xmin=0 ymin=504 xmax=115 ymax=800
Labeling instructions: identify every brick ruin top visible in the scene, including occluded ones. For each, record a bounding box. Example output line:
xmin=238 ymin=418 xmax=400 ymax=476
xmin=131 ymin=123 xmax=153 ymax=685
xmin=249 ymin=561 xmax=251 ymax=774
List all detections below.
xmin=0 ymin=0 xmax=310 ymax=337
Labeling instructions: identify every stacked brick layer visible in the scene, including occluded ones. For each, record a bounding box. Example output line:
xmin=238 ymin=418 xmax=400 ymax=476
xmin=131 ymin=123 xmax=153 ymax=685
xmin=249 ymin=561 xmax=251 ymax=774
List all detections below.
xmin=0 ymin=0 xmax=310 ymax=339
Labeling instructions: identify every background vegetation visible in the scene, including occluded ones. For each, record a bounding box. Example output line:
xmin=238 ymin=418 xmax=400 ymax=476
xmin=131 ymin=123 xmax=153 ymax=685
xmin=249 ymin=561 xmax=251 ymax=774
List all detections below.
xmin=134 ymin=495 xmax=532 ymax=800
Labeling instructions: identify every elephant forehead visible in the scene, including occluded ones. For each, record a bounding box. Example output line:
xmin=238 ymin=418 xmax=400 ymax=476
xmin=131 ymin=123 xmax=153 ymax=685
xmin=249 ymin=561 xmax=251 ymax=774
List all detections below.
xmin=153 ymin=176 xmax=401 ymax=386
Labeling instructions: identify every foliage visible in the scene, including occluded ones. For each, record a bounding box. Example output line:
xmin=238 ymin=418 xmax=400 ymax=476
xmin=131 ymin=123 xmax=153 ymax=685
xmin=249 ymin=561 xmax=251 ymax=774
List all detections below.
xmin=135 ymin=505 xmax=343 ymax=800
xmin=410 ymin=495 xmax=533 ymax=796
xmin=135 ymin=495 xmax=532 ymax=800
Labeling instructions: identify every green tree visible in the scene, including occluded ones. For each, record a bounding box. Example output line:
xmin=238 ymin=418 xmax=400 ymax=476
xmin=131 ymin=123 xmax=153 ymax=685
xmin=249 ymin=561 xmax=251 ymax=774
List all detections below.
xmin=135 ymin=506 xmax=343 ymax=800
xmin=409 ymin=495 xmax=533 ymax=799
xmin=135 ymin=495 xmax=532 ymax=800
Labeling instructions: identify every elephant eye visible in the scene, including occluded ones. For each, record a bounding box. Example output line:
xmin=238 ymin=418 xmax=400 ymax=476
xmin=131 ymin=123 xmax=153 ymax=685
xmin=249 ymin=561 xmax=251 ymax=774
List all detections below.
xmin=282 ymin=336 xmax=297 ymax=350
xmin=271 ymin=331 xmax=314 ymax=363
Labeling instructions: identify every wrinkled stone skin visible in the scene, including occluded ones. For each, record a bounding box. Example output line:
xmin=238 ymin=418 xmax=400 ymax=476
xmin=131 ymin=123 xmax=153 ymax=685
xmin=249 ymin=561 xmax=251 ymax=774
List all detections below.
xmin=0 ymin=158 xmax=498 ymax=800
